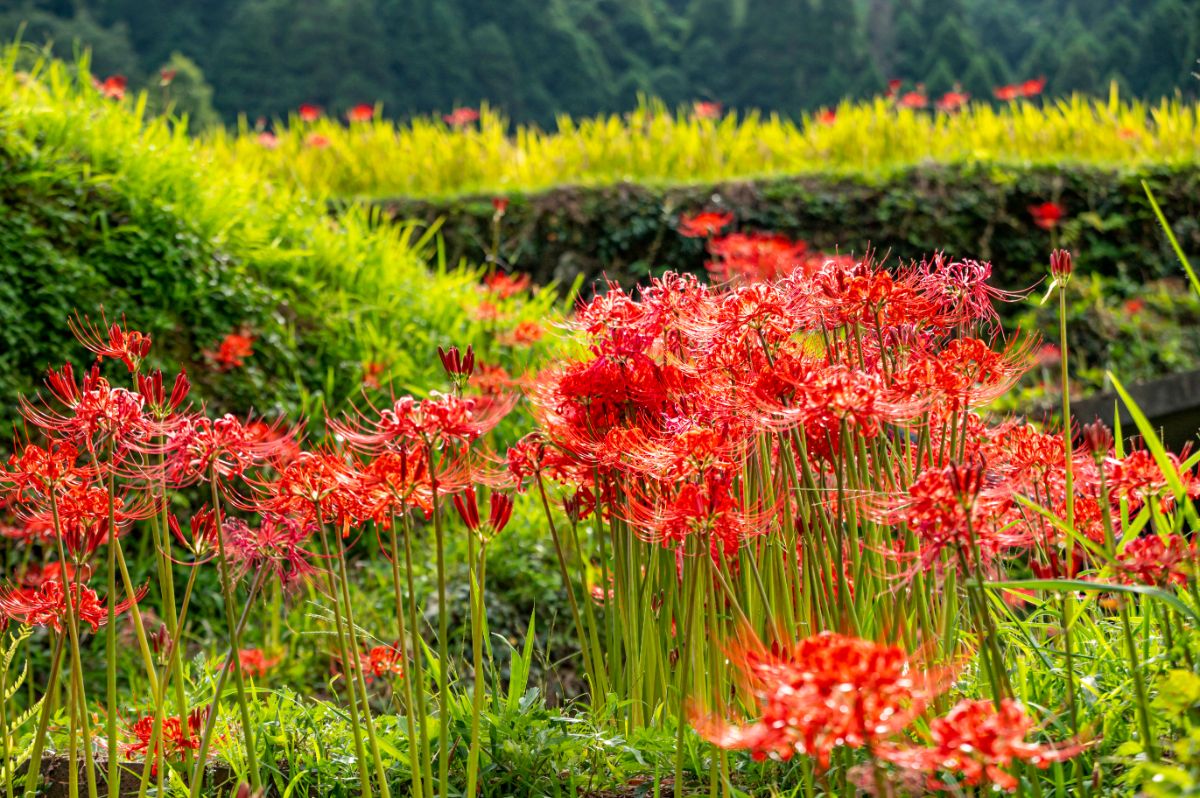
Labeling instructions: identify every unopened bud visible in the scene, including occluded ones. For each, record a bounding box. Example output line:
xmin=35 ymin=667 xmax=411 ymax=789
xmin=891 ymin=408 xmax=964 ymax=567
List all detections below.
xmin=1050 ymin=249 xmax=1073 ymax=281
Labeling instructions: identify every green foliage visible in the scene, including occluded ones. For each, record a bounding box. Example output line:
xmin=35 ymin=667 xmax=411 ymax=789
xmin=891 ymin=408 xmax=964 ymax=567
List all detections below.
xmin=0 ymin=45 xmax=562 ymax=434
xmin=2 ymin=0 xmax=1199 ymax=125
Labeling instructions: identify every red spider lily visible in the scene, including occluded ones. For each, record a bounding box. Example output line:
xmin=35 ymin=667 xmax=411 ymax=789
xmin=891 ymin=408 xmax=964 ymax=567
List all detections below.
xmin=880 ymin=699 xmax=1083 ymax=792
xmin=346 ymin=103 xmax=374 ymax=122
xmin=235 ymin=648 xmax=280 ymax=677
xmin=469 ymin=363 xmax=516 ymax=397
xmin=1124 ymin=297 xmax=1145 ymax=314
xmin=437 ymin=345 xmax=476 ymax=378
xmin=168 ymin=508 xmax=220 ymax=562
xmin=1020 ymin=77 xmax=1047 ymax=97
xmin=483 ymin=272 xmax=531 ymax=299
xmin=158 ymin=413 xmax=294 ymax=485
xmin=1029 ymin=202 xmax=1065 ymax=230
xmin=20 ymin=365 xmax=149 ymax=452
xmin=333 ymin=392 xmax=514 ymax=452
xmin=916 ymin=254 xmax=1022 ymax=327
xmin=1050 ymin=248 xmax=1072 ymax=279
xmin=994 ymin=85 xmax=1020 ymax=102
xmin=888 ymin=461 xmax=1027 ymax=569
xmin=306 ymin=133 xmax=331 ymax=149
xmin=692 ymin=100 xmax=722 ymax=119
xmin=99 ymin=75 xmax=127 ymax=100
xmin=452 ymin=489 xmax=514 ymax=539
xmin=253 ymin=450 xmax=364 ymax=528
xmin=705 ymin=232 xmax=810 ymax=283
xmin=677 ymin=211 xmax=733 ymax=238
xmin=491 ymin=197 xmax=509 ymax=216
xmin=137 ymin=369 xmax=191 ymax=419
xmin=886 ymin=78 xmax=903 ymax=98
xmin=124 ymin=708 xmax=206 ymax=768
xmin=470 ymin=300 xmax=504 ymax=322
xmin=204 ymin=330 xmax=255 ymax=371
xmin=25 ymin=479 xmax=154 ymax=560
xmin=1105 ymin=449 xmax=1200 ymax=511
xmin=222 ymin=513 xmax=316 ymax=586
xmin=17 ymin=561 xmax=89 ymax=589
xmin=898 ymin=91 xmax=928 ymax=109
xmin=697 ymin=632 xmax=953 ymax=767
xmin=0 ymin=578 xmax=146 ymax=632
xmin=257 ymin=131 xmax=279 ymax=149
xmin=443 ymin=107 xmax=480 ymax=127
xmin=1116 ymin=534 xmax=1194 ymax=587
xmin=361 ymin=645 xmax=405 ymax=681
xmin=936 ymin=90 xmax=970 ymax=112
xmin=814 ymin=108 xmax=836 ymax=125
xmin=499 ymin=320 xmax=543 ymax=347
xmin=159 ymin=69 xmax=177 ymax=87
xmin=362 ymin=361 xmax=386 ymax=390
xmin=68 ymin=313 xmax=152 ymax=372
xmin=3 ymin=440 xmax=83 ymax=497
xmin=298 ymin=104 xmax=322 ymax=122
xmin=356 ymin=446 xmax=435 ymax=520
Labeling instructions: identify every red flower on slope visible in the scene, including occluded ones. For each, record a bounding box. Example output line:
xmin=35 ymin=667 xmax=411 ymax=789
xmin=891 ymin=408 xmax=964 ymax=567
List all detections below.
xmin=361 ymin=645 xmax=405 ymax=681
xmin=443 ymin=107 xmax=480 ymax=126
xmin=692 ymin=101 xmax=722 ymax=119
xmin=205 ymin=330 xmax=255 ymax=371
xmin=678 ymin=211 xmax=734 ymax=238
xmin=298 ymin=104 xmax=322 ymax=122
xmin=99 ymin=76 xmax=127 ymax=100
xmin=346 ymin=103 xmax=375 ymax=122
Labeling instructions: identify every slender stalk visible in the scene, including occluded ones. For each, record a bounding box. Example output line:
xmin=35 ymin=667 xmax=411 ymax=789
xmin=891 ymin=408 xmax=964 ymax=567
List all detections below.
xmin=188 ymin=571 xmax=266 ymax=798
xmin=401 ymin=513 xmax=435 ymax=798
xmin=23 ymin=633 xmax=64 ymax=798
xmin=388 ymin=519 xmax=425 ymax=798
xmin=209 ymin=473 xmax=261 ymax=792
xmin=428 ymin=441 xmax=451 ymax=798
xmin=466 ymin=536 xmax=487 ymax=798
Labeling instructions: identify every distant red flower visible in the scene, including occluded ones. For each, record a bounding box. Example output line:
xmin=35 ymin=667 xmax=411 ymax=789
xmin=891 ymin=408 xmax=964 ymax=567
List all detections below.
xmin=491 ymin=197 xmax=509 ymax=216
xmin=1118 ymin=126 xmax=1139 ymax=141
xmin=306 ymin=133 xmax=331 ymax=149
xmin=443 ymin=107 xmax=480 ymax=127
xmin=1123 ymin=297 xmax=1145 ymax=314
xmin=361 ymin=645 xmax=405 ymax=681
xmin=159 ymin=69 xmax=177 ymax=87
xmin=205 ymin=330 xmax=255 ymax=371
xmin=886 ymin=78 xmax=902 ymax=98
xmin=99 ymin=75 xmax=127 ymax=100
xmin=484 ymin=271 xmax=531 ymax=299
xmin=936 ymin=90 xmax=970 ymax=112
xmin=1029 ymin=202 xmax=1065 ymax=230
xmin=362 ymin=361 xmax=386 ymax=390
xmin=678 ymin=211 xmax=734 ymax=238
xmin=1020 ymin=77 xmax=1046 ymax=97
xmin=692 ymin=100 xmax=722 ymax=119
xmin=298 ymin=104 xmax=322 ymax=122
xmin=500 ymin=320 xmax=543 ymax=347
xmin=68 ymin=313 xmax=152 ymax=372
xmin=257 ymin=131 xmax=278 ymax=149
xmin=898 ymin=91 xmax=927 ymax=109
xmin=346 ymin=103 xmax=374 ymax=122
xmin=881 ymin=699 xmax=1083 ymax=792
xmin=993 ymin=85 xmax=1020 ymax=102
xmin=235 ymin=648 xmax=280 ymax=677
xmin=814 ymin=108 xmax=836 ymax=125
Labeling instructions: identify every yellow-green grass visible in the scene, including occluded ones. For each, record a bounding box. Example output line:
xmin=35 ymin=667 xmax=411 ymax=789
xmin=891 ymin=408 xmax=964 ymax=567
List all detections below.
xmin=208 ymin=91 xmax=1200 ymax=200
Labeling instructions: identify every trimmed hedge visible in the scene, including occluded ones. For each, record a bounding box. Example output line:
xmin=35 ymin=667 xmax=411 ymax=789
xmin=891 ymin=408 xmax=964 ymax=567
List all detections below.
xmin=379 ymin=164 xmax=1200 ymax=291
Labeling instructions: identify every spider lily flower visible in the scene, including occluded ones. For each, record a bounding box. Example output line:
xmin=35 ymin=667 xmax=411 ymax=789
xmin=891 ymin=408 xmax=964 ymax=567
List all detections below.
xmin=697 ymin=632 xmax=953 ymax=767
xmin=124 ymin=708 xmax=206 ymax=770
xmin=98 ymin=75 xmax=126 ymax=100
xmin=437 ymin=344 xmax=476 ymax=378
xmin=298 ymin=104 xmax=321 ymax=122
xmin=68 ymin=312 xmax=152 ymax=372
xmin=692 ymin=100 xmax=722 ymax=119
xmin=0 ymin=578 xmax=146 ymax=632
xmin=677 ymin=211 xmax=733 ymax=238
xmin=880 ymin=699 xmax=1083 ymax=792
xmin=443 ymin=107 xmax=480 ymax=127
xmin=1029 ymin=201 xmax=1065 ymax=230
xmin=234 ymin=648 xmax=280 ymax=677
xmin=137 ymin=368 xmax=191 ymax=419
xmin=361 ymin=644 xmax=405 ymax=681
xmin=346 ymin=103 xmax=375 ymax=122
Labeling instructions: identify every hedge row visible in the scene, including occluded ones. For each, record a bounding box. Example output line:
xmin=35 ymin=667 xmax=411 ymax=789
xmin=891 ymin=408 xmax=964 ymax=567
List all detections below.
xmin=379 ymin=164 xmax=1200 ymax=292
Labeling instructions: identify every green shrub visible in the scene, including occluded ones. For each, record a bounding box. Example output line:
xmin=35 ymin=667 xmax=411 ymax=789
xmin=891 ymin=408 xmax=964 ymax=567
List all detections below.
xmin=0 ymin=45 xmax=561 ymax=434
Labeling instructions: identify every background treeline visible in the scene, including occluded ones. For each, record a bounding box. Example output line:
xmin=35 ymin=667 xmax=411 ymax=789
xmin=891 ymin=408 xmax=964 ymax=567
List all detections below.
xmin=2 ymin=0 xmax=1198 ymax=127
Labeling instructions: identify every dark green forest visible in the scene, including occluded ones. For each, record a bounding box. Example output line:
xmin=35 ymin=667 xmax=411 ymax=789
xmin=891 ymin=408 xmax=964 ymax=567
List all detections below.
xmin=3 ymin=0 xmax=1199 ymax=126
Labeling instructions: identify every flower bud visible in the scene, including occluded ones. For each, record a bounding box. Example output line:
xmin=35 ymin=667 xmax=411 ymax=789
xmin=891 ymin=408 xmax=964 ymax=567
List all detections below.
xmin=1050 ymin=249 xmax=1073 ymax=281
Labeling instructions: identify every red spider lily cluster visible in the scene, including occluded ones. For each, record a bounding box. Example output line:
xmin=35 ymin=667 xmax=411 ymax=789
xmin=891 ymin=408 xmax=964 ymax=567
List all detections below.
xmin=994 ymin=77 xmax=1047 ymax=102
xmin=0 ymin=312 xmax=517 ymax=794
